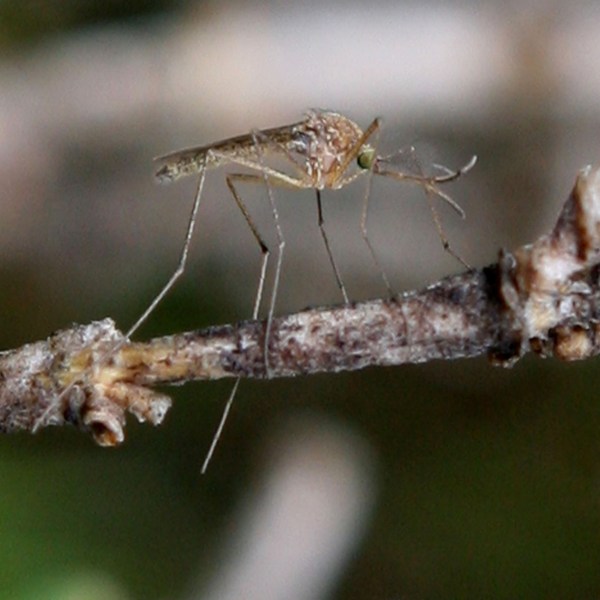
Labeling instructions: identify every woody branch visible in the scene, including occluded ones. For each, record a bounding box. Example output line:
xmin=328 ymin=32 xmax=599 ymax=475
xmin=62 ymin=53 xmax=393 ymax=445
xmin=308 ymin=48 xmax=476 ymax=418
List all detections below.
xmin=1 ymin=165 xmax=600 ymax=445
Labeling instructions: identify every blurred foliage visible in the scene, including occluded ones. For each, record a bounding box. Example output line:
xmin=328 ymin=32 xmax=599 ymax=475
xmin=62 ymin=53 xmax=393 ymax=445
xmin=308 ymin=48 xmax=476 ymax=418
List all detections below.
xmin=0 ymin=0 xmax=183 ymax=49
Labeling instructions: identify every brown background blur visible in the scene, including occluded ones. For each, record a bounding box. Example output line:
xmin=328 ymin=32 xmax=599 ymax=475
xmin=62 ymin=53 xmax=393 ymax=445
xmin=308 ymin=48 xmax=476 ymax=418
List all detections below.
xmin=1 ymin=1 xmax=600 ymax=599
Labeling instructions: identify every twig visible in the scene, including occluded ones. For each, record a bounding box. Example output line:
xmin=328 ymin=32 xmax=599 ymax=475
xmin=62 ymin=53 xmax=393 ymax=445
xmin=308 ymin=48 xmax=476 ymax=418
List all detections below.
xmin=2 ymin=165 xmax=600 ymax=445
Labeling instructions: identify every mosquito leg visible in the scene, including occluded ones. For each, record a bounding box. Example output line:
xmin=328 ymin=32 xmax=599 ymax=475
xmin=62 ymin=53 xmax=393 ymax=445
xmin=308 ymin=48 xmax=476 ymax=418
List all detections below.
xmin=225 ymin=173 xmax=271 ymax=318
xmin=316 ymin=190 xmax=349 ymax=304
xmin=122 ymin=158 xmax=208 ymax=341
xmin=374 ymin=151 xmax=475 ymax=219
xmin=200 ymin=170 xmax=272 ymax=473
xmin=202 ymin=164 xmax=323 ymax=472
xmin=327 ymin=116 xmax=395 ymax=297
xmin=424 ymin=185 xmax=471 ymax=269
xmin=34 ymin=157 xmax=210 ymax=434
xmin=357 ymin=122 xmax=396 ymax=298
xmin=413 ymin=154 xmax=472 ymax=270
xmin=374 ymin=151 xmax=472 ymax=269
xmin=360 ymin=187 xmax=395 ymax=297
xmin=251 ymin=129 xmax=286 ymax=381
xmin=202 ymin=133 xmax=286 ymax=471
xmin=431 ymin=155 xmax=478 ymax=184
xmin=201 ymin=378 xmax=241 ymax=474
xmin=325 ymin=116 xmax=396 ymax=296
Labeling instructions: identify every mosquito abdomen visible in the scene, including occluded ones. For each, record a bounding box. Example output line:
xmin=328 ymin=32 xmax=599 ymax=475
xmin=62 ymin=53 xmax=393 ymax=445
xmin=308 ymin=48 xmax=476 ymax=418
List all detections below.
xmin=154 ymin=148 xmax=213 ymax=183
xmin=154 ymin=123 xmax=304 ymax=184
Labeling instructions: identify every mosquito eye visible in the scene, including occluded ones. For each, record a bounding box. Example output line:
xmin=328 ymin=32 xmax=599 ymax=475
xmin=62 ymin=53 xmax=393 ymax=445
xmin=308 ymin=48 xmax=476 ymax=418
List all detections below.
xmin=357 ymin=147 xmax=375 ymax=170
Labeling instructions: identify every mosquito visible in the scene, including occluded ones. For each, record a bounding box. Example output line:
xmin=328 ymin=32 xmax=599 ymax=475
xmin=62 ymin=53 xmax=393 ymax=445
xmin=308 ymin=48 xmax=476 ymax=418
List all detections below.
xmin=148 ymin=109 xmax=476 ymax=472
xmin=39 ymin=110 xmax=474 ymax=469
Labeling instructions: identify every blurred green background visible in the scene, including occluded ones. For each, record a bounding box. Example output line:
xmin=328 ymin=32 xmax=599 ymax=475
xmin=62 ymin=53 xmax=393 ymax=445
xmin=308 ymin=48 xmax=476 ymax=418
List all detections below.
xmin=1 ymin=1 xmax=600 ymax=599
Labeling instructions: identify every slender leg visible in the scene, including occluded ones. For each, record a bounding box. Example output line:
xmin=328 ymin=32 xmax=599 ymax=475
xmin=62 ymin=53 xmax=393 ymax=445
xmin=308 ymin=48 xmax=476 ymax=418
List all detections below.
xmin=408 ymin=152 xmax=471 ymax=269
xmin=374 ymin=152 xmax=474 ymax=269
xmin=360 ymin=188 xmax=395 ymax=297
xmin=211 ymin=137 xmax=294 ymax=380
xmin=374 ymin=149 xmax=472 ymax=218
xmin=200 ymin=378 xmax=241 ymax=474
xmin=423 ymin=184 xmax=471 ymax=269
xmin=324 ymin=116 xmax=397 ymax=296
xmin=225 ymin=173 xmax=271 ymax=317
xmin=358 ymin=122 xmax=396 ymax=297
xmin=123 ymin=157 xmax=208 ymax=341
xmin=34 ymin=157 xmax=210 ymax=433
xmin=316 ymin=190 xmax=349 ymax=304
xmin=251 ymin=129 xmax=286 ymax=382
xmin=201 ymin=171 xmax=272 ymax=473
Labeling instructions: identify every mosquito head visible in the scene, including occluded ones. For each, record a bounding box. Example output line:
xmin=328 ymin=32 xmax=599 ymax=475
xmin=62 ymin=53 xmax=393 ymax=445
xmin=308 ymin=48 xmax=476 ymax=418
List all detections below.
xmin=357 ymin=145 xmax=376 ymax=170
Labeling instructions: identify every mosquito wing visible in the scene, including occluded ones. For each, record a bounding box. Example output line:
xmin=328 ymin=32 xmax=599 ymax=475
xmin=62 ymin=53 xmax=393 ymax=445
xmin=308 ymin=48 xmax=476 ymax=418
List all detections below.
xmin=154 ymin=121 xmax=306 ymax=184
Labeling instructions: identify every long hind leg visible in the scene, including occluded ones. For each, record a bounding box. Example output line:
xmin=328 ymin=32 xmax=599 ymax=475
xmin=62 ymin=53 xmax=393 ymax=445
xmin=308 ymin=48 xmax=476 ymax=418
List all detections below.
xmin=200 ymin=170 xmax=272 ymax=473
